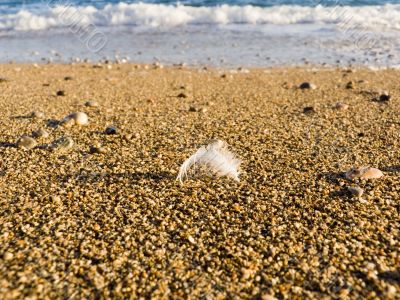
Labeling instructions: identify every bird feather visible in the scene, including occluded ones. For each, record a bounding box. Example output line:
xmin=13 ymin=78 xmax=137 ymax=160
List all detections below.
xmin=177 ymin=140 xmax=241 ymax=183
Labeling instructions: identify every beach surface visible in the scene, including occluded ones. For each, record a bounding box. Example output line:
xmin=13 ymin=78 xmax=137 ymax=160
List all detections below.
xmin=0 ymin=63 xmax=399 ymax=299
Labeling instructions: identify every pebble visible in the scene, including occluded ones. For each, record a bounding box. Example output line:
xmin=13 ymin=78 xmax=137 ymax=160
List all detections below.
xmin=334 ymin=102 xmax=349 ymax=110
xmin=0 ymin=77 xmax=8 ymax=83
xmin=61 ymin=112 xmax=89 ymax=126
xmin=105 ymin=126 xmax=117 ymax=135
xmin=346 ymin=81 xmax=355 ymax=89
xmin=379 ymin=91 xmax=391 ymax=102
xmin=51 ymin=195 xmax=62 ymax=205
xmin=348 ymin=186 xmax=364 ymax=198
xmin=299 ymin=82 xmax=317 ymax=90
xmin=303 ymin=106 xmax=315 ymax=114
xmin=17 ymin=136 xmax=37 ymax=150
xmin=90 ymin=146 xmax=107 ymax=154
xmin=188 ymin=236 xmax=196 ymax=244
xmin=32 ymin=128 xmax=49 ymax=139
xmin=52 ymin=136 xmax=74 ymax=151
xmin=189 ymin=106 xmax=197 ymax=112
xmin=153 ymin=62 xmax=164 ymax=69
xmin=64 ymin=76 xmax=73 ymax=81
xmin=345 ymin=167 xmax=384 ymax=180
xmin=3 ymin=252 xmax=13 ymax=261
xmin=85 ymin=101 xmax=99 ymax=107
xmin=261 ymin=294 xmax=277 ymax=300
xmin=30 ymin=111 xmax=45 ymax=119
xmin=177 ymin=93 xmax=187 ymax=98
xmin=56 ymin=90 xmax=65 ymax=96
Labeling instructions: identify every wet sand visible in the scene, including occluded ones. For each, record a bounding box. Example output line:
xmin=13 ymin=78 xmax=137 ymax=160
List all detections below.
xmin=0 ymin=63 xmax=399 ymax=299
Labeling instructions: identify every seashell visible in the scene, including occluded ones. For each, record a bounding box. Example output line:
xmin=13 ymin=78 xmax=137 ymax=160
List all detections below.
xmin=61 ymin=112 xmax=88 ymax=126
xmin=17 ymin=136 xmax=37 ymax=150
xmin=345 ymin=167 xmax=383 ymax=180
xmin=52 ymin=136 xmax=74 ymax=151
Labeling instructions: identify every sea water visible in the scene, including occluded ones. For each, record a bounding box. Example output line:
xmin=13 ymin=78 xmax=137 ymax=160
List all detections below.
xmin=0 ymin=0 xmax=399 ymax=66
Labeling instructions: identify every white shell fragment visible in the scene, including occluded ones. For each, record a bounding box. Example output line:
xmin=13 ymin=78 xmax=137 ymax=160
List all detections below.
xmin=52 ymin=136 xmax=74 ymax=151
xmin=345 ymin=167 xmax=384 ymax=180
xmin=17 ymin=136 xmax=37 ymax=150
xmin=61 ymin=112 xmax=89 ymax=126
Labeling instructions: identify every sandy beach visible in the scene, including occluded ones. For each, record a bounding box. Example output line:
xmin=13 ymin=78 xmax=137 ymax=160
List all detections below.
xmin=0 ymin=63 xmax=399 ymax=299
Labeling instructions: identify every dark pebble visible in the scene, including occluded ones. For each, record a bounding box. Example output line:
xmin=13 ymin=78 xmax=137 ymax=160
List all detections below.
xmin=379 ymin=92 xmax=391 ymax=102
xmin=177 ymin=93 xmax=187 ymax=98
xmin=299 ymin=82 xmax=316 ymax=90
xmin=105 ymin=126 xmax=117 ymax=135
xmin=346 ymin=81 xmax=354 ymax=89
xmin=303 ymin=106 xmax=315 ymax=114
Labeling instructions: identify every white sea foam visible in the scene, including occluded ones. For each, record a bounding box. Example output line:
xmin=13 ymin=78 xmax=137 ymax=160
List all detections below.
xmin=1 ymin=3 xmax=400 ymax=32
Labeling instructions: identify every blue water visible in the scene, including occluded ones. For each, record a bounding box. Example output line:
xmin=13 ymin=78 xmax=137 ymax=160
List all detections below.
xmin=0 ymin=0 xmax=400 ymax=66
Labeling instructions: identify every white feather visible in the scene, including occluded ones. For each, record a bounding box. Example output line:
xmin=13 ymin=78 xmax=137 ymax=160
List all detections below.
xmin=177 ymin=140 xmax=241 ymax=183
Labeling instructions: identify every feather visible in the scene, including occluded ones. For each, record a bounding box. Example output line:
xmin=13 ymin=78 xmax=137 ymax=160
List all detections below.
xmin=177 ymin=139 xmax=241 ymax=183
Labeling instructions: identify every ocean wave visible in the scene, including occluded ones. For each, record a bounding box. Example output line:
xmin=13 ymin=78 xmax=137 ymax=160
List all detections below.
xmin=1 ymin=2 xmax=400 ymax=31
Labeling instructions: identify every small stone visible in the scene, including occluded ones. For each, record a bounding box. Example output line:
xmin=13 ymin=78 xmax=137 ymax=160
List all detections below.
xmin=348 ymin=186 xmax=364 ymax=198
xmin=379 ymin=91 xmax=391 ymax=102
xmin=188 ymin=236 xmax=196 ymax=244
xmin=261 ymin=294 xmax=277 ymax=300
xmin=52 ymin=136 xmax=74 ymax=151
xmin=345 ymin=167 xmax=384 ymax=180
xmin=90 ymin=146 xmax=106 ymax=154
xmin=85 ymin=101 xmax=99 ymax=107
xmin=153 ymin=62 xmax=164 ymax=69
xmin=346 ymin=81 xmax=354 ymax=89
xmin=177 ymin=93 xmax=187 ymax=98
xmin=64 ymin=76 xmax=73 ymax=81
xmin=0 ymin=78 xmax=8 ymax=83
xmin=56 ymin=90 xmax=66 ymax=96
xmin=241 ymin=268 xmax=253 ymax=280
xmin=303 ymin=106 xmax=315 ymax=114
xmin=299 ymin=82 xmax=316 ymax=89
xmin=51 ymin=195 xmax=62 ymax=205
xmin=334 ymin=102 xmax=349 ymax=110
xmin=105 ymin=126 xmax=117 ymax=135
xmin=61 ymin=112 xmax=89 ymax=126
xmin=32 ymin=128 xmax=49 ymax=138
xmin=17 ymin=136 xmax=37 ymax=150
xmin=30 ymin=111 xmax=45 ymax=119
xmin=189 ymin=106 xmax=197 ymax=112
xmin=124 ymin=134 xmax=133 ymax=140
xmin=4 ymin=252 xmax=13 ymax=261
xmin=387 ymin=285 xmax=397 ymax=298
